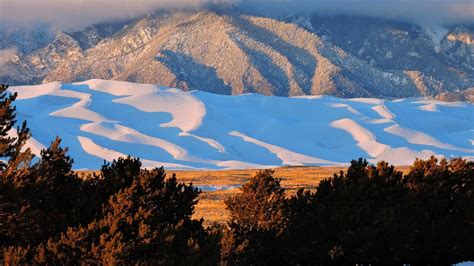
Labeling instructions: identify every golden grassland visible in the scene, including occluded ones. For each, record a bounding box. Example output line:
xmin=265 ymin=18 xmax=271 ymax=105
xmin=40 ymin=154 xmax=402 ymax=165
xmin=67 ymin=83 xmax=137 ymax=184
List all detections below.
xmin=175 ymin=166 xmax=411 ymax=226
xmin=79 ymin=166 xmax=411 ymax=226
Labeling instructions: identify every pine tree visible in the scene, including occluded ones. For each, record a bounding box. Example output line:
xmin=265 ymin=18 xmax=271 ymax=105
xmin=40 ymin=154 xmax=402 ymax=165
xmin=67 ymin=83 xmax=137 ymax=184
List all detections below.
xmin=0 ymin=84 xmax=35 ymax=252
xmin=222 ymin=170 xmax=289 ymax=265
xmin=0 ymin=87 xmax=91 ymax=254
xmin=0 ymin=85 xmax=32 ymax=180
xmin=404 ymin=157 xmax=474 ymax=264
xmin=316 ymin=159 xmax=410 ymax=263
xmin=99 ymin=156 xmax=141 ymax=197
xmin=0 ymin=85 xmax=18 ymax=163
xmin=35 ymin=167 xmax=220 ymax=265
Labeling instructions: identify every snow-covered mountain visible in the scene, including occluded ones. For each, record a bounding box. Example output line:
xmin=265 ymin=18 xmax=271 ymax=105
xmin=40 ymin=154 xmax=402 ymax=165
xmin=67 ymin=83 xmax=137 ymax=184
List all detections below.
xmin=9 ymin=80 xmax=474 ymax=169
xmin=1 ymin=11 xmax=473 ymax=100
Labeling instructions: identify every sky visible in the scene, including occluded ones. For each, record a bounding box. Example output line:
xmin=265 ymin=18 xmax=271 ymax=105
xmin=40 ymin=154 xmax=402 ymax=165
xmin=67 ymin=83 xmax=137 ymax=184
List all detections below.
xmin=1 ymin=0 xmax=473 ymax=31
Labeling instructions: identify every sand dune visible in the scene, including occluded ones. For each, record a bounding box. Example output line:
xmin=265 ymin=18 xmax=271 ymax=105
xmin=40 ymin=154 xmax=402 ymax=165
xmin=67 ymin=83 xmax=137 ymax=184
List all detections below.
xmin=9 ymin=80 xmax=474 ymax=169
xmin=330 ymin=118 xmax=388 ymax=158
xmin=229 ymin=131 xmax=339 ymax=166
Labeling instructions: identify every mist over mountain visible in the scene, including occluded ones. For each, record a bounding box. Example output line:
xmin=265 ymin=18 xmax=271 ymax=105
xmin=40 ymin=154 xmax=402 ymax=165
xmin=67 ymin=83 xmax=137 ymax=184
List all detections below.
xmin=2 ymin=0 xmax=473 ymax=31
xmin=0 ymin=8 xmax=473 ymax=100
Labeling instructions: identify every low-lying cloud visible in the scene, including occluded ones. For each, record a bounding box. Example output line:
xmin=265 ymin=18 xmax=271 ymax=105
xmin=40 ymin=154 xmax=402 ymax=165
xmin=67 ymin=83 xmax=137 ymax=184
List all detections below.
xmin=0 ymin=48 xmax=18 ymax=67
xmin=1 ymin=0 xmax=473 ymax=32
xmin=240 ymin=0 xmax=474 ymax=25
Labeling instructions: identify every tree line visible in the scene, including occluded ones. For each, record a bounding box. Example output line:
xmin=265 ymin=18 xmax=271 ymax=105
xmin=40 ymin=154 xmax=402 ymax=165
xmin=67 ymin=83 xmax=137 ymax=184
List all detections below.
xmin=1 ymin=84 xmax=473 ymax=265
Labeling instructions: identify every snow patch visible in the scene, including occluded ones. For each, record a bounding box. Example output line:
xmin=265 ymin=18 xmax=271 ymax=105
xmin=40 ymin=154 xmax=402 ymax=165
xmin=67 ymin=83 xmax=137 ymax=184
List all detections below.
xmin=77 ymin=136 xmax=194 ymax=170
xmin=9 ymin=82 xmax=60 ymax=99
xmin=330 ymin=118 xmax=388 ymax=158
xmin=385 ymin=124 xmax=473 ymax=153
xmin=229 ymin=131 xmax=338 ymax=166
xmin=422 ymin=25 xmax=449 ymax=52
xmin=114 ymin=88 xmax=205 ymax=133
xmin=372 ymin=104 xmax=395 ymax=120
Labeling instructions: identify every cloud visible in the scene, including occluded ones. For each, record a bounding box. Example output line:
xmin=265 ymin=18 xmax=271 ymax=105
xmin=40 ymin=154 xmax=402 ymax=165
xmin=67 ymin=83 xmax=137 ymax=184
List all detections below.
xmin=0 ymin=48 xmax=18 ymax=67
xmin=0 ymin=0 xmax=472 ymax=32
xmin=0 ymin=0 xmax=208 ymax=31
xmin=239 ymin=0 xmax=474 ymax=25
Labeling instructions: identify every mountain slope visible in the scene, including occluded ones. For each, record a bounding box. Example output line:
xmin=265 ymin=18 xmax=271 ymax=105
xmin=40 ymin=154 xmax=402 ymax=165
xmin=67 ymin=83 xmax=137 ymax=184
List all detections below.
xmin=1 ymin=11 xmax=473 ymax=99
xmin=9 ymin=79 xmax=474 ymax=169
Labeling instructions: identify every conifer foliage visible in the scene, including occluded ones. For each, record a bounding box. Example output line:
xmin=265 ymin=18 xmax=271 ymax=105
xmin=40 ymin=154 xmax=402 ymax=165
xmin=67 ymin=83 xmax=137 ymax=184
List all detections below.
xmin=222 ymin=170 xmax=289 ymax=265
xmin=31 ymin=168 xmax=220 ymax=265
xmin=0 ymin=84 xmax=32 ymax=180
xmin=222 ymin=158 xmax=474 ymax=265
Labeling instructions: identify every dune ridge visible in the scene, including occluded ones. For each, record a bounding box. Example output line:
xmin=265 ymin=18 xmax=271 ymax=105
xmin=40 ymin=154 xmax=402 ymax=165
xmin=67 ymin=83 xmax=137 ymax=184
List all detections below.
xmin=9 ymin=79 xmax=474 ymax=169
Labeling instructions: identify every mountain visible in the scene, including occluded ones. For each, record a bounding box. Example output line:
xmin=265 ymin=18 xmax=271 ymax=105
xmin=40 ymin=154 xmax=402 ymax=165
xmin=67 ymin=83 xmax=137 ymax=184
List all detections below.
xmin=9 ymin=79 xmax=473 ymax=169
xmin=1 ymin=10 xmax=473 ymax=99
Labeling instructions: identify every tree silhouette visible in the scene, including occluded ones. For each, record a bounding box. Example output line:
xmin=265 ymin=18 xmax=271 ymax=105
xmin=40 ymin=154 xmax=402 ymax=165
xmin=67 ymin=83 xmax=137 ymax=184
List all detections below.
xmin=404 ymin=157 xmax=474 ymax=264
xmin=222 ymin=170 xmax=289 ymax=265
xmin=312 ymin=159 xmax=410 ymax=263
xmin=35 ymin=167 xmax=220 ymax=265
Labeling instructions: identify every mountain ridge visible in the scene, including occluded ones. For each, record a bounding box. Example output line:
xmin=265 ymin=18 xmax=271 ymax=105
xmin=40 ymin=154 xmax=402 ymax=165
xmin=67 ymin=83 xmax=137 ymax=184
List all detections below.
xmin=1 ymin=10 xmax=473 ymax=100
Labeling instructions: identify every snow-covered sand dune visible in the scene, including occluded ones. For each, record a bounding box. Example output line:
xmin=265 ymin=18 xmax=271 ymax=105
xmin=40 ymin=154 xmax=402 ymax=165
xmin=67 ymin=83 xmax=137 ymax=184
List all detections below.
xmin=9 ymin=79 xmax=474 ymax=169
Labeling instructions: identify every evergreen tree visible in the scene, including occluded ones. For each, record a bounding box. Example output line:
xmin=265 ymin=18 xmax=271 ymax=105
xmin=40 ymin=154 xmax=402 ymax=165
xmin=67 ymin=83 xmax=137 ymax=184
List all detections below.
xmin=311 ymin=159 xmax=410 ymax=263
xmin=99 ymin=156 xmax=142 ymax=201
xmin=34 ymin=167 xmax=220 ymax=265
xmin=404 ymin=157 xmax=474 ymax=264
xmin=0 ymin=85 xmax=18 ymax=164
xmin=222 ymin=170 xmax=289 ymax=265
xmin=0 ymin=86 xmax=91 ymax=255
xmin=0 ymin=84 xmax=32 ymax=181
xmin=0 ymin=84 xmax=35 ymax=251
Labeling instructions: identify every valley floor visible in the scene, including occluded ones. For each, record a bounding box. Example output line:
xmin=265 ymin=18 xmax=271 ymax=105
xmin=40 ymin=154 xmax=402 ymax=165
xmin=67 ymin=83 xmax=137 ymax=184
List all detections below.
xmin=81 ymin=166 xmax=411 ymax=226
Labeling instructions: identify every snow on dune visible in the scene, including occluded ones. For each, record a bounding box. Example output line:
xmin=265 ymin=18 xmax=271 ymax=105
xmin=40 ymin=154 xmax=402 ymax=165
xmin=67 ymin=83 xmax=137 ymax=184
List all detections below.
xmin=9 ymin=82 xmax=60 ymax=99
xmin=330 ymin=119 xmax=388 ymax=158
xmin=8 ymin=128 xmax=46 ymax=157
xmin=75 ymin=79 xmax=156 ymax=96
xmin=80 ymin=122 xmax=188 ymax=159
xmin=114 ymin=88 xmax=205 ymax=132
xmin=77 ymin=136 xmax=194 ymax=170
xmin=419 ymin=103 xmax=439 ymax=112
xmin=330 ymin=119 xmax=440 ymax=165
xmin=213 ymin=160 xmax=275 ymax=169
xmin=414 ymin=99 xmax=467 ymax=112
xmin=180 ymin=132 xmax=227 ymax=153
xmin=372 ymin=104 xmax=395 ymax=120
xmin=348 ymin=98 xmax=385 ymax=105
xmin=78 ymin=136 xmax=128 ymax=163
xmin=49 ymin=89 xmax=110 ymax=122
xmin=229 ymin=131 xmax=339 ymax=166
xmin=385 ymin=124 xmax=472 ymax=153
xmin=8 ymin=80 xmax=474 ymax=169
xmin=330 ymin=103 xmax=362 ymax=116
xmin=79 ymin=123 xmax=263 ymax=169
xmin=375 ymin=147 xmax=436 ymax=166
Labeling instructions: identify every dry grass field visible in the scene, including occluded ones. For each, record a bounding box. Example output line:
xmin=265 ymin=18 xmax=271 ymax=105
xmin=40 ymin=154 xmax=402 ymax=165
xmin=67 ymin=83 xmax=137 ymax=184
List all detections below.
xmin=79 ymin=166 xmax=411 ymax=226
xmin=170 ymin=166 xmax=411 ymax=226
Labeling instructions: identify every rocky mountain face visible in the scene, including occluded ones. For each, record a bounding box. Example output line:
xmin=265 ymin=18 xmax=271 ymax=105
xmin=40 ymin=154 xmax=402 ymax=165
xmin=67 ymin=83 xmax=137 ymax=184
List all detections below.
xmin=1 ymin=10 xmax=473 ymax=99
